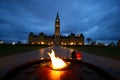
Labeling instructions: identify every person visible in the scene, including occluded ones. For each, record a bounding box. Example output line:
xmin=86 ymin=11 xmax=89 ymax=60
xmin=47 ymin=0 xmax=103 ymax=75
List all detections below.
xmin=71 ymin=50 xmax=76 ymax=59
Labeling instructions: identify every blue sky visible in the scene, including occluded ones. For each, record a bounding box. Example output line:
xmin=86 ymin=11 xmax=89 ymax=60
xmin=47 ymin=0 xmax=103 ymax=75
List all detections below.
xmin=0 ymin=0 xmax=120 ymax=43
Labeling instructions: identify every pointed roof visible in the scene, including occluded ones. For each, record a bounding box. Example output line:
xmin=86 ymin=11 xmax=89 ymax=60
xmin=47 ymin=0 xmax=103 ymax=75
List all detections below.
xmin=56 ymin=12 xmax=59 ymax=20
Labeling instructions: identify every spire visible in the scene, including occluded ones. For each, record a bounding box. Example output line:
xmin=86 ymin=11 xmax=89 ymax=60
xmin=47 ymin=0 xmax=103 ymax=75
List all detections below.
xmin=56 ymin=12 xmax=59 ymax=20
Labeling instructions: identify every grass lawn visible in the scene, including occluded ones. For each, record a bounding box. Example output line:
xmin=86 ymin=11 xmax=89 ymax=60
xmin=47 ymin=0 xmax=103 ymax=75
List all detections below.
xmin=0 ymin=45 xmax=49 ymax=57
xmin=66 ymin=46 xmax=120 ymax=60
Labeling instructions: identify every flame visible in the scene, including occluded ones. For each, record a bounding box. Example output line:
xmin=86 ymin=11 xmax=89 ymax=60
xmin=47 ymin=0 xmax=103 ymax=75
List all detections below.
xmin=48 ymin=50 xmax=67 ymax=69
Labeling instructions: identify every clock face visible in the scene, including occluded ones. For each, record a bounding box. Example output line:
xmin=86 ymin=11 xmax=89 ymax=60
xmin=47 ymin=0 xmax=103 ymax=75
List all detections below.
xmin=56 ymin=19 xmax=59 ymax=22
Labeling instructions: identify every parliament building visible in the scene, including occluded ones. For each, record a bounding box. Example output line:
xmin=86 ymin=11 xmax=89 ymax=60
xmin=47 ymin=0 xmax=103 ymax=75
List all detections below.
xmin=28 ymin=13 xmax=84 ymax=45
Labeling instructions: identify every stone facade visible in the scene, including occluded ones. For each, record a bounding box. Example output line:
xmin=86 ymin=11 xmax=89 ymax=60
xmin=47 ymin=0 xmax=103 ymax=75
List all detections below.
xmin=28 ymin=13 xmax=84 ymax=45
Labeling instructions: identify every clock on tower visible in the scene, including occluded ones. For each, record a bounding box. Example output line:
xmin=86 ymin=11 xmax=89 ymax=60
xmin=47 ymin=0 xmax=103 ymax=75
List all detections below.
xmin=55 ymin=13 xmax=60 ymax=44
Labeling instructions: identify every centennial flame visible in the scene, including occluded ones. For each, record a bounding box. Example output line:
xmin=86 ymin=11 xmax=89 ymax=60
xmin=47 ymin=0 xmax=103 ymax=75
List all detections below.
xmin=48 ymin=50 xmax=67 ymax=69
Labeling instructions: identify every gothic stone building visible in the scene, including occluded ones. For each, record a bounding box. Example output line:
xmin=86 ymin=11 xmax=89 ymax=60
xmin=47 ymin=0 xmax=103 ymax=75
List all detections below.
xmin=28 ymin=13 xmax=84 ymax=45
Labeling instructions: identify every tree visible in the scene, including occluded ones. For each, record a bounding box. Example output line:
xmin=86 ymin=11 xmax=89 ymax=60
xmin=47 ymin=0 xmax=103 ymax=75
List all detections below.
xmin=117 ymin=40 xmax=120 ymax=47
xmin=86 ymin=38 xmax=91 ymax=45
xmin=91 ymin=41 xmax=96 ymax=46
xmin=108 ymin=42 xmax=115 ymax=47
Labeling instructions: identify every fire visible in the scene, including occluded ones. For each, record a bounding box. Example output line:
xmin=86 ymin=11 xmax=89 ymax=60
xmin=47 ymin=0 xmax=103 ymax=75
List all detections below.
xmin=48 ymin=50 xmax=67 ymax=69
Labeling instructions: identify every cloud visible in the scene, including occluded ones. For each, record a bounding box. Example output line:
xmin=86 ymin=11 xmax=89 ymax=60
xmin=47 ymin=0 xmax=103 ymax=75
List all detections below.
xmin=0 ymin=0 xmax=120 ymax=43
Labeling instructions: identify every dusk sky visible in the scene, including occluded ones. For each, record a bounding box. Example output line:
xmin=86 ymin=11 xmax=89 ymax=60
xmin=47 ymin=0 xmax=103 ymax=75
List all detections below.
xmin=0 ymin=0 xmax=120 ymax=43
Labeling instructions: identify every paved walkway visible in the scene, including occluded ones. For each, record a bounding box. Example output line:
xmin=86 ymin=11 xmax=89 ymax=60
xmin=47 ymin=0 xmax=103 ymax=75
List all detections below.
xmin=82 ymin=52 xmax=120 ymax=80
xmin=0 ymin=46 xmax=120 ymax=79
xmin=0 ymin=46 xmax=73 ymax=78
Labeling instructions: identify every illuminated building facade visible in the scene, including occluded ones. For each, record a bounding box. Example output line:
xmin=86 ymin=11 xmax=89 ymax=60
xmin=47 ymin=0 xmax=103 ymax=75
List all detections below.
xmin=28 ymin=13 xmax=84 ymax=45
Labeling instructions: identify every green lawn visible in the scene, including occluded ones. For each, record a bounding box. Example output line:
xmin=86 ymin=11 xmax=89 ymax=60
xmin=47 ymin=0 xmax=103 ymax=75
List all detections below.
xmin=66 ymin=46 xmax=120 ymax=60
xmin=0 ymin=45 xmax=49 ymax=57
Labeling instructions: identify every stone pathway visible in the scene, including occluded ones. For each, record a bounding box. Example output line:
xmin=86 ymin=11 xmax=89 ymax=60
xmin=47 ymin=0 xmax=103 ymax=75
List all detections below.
xmin=0 ymin=46 xmax=120 ymax=79
xmin=82 ymin=52 xmax=120 ymax=80
xmin=0 ymin=46 xmax=73 ymax=78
